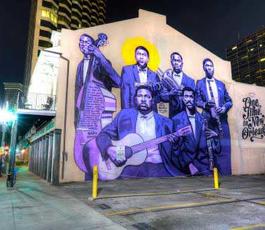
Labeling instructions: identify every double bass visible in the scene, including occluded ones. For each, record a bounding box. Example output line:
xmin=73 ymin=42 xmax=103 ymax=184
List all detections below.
xmin=74 ymin=33 xmax=116 ymax=174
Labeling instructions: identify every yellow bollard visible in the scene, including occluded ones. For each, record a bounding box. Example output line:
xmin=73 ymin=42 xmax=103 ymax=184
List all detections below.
xmin=213 ymin=167 xmax=219 ymax=189
xmin=92 ymin=165 xmax=98 ymax=199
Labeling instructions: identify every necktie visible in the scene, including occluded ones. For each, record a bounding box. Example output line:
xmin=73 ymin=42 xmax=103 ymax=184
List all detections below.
xmin=207 ymin=79 xmax=215 ymax=101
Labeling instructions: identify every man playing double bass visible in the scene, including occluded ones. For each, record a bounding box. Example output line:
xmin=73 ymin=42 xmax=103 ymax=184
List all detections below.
xmin=74 ymin=33 xmax=120 ymax=176
xmin=75 ymin=33 xmax=121 ymax=127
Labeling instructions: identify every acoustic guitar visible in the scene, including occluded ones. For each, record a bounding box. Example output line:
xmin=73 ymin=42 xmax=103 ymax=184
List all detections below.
xmin=86 ymin=125 xmax=192 ymax=180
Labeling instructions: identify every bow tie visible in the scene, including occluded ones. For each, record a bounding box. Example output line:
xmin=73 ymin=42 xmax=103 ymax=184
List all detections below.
xmin=188 ymin=115 xmax=195 ymax=118
xmin=207 ymin=79 xmax=213 ymax=82
xmin=139 ymin=68 xmax=147 ymax=72
xmin=173 ymin=73 xmax=181 ymax=77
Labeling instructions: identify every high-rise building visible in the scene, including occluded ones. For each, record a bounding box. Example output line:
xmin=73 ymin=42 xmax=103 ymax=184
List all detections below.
xmin=24 ymin=0 xmax=106 ymax=92
xmin=226 ymin=28 xmax=265 ymax=86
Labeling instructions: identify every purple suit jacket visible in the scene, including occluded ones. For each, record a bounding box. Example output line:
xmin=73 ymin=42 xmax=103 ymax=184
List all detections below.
xmin=160 ymin=72 xmax=195 ymax=118
xmin=74 ymin=56 xmax=120 ymax=126
xmin=195 ymin=77 xmax=232 ymax=122
xmin=172 ymin=111 xmax=219 ymax=175
xmin=96 ymin=108 xmax=182 ymax=176
xmin=120 ymin=65 xmax=160 ymax=111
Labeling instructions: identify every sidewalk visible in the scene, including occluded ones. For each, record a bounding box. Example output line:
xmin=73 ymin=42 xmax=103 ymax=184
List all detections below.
xmin=0 ymin=168 xmax=125 ymax=230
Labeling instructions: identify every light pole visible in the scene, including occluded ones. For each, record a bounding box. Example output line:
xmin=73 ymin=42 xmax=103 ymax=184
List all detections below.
xmin=6 ymin=119 xmax=18 ymax=187
xmin=0 ymin=109 xmax=17 ymax=187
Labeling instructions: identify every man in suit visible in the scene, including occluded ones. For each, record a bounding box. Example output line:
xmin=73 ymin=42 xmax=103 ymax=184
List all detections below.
xmin=120 ymin=46 xmax=160 ymax=111
xmin=195 ymin=58 xmax=233 ymax=175
xmin=161 ymin=52 xmax=195 ymax=118
xmin=74 ymin=33 xmax=120 ymax=175
xmin=75 ymin=33 xmax=120 ymax=127
xmin=96 ymin=85 xmax=182 ymax=178
xmin=172 ymin=87 xmax=220 ymax=176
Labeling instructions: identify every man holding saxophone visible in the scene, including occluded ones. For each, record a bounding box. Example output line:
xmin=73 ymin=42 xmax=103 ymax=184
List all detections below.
xmin=195 ymin=58 xmax=233 ymax=175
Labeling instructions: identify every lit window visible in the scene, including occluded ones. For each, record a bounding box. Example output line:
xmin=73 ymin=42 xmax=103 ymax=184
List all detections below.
xmin=259 ymin=57 xmax=265 ymax=62
xmin=241 ymin=55 xmax=248 ymax=60
xmin=232 ymin=46 xmax=237 ymax=50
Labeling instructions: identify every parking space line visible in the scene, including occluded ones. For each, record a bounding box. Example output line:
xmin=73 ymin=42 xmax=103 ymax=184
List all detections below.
xmin=96 ymin=188 xmax=215 ymax=200
xmin=104 ymin=198 xmax=235 ymax=216
xmin=231 ymin=223 xmax=265 ymax=230
xmin=197 ymin=191 xmax=232 ymax=200
xmin=250 ymin=200 xmax=265 ymax=206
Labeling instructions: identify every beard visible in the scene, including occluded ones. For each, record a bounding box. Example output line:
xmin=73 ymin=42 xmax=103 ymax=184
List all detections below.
xmin=186 ymin=103 xmax=195 ymax=113
xmin=137 ymin=103 xmax=151 ymax=113
xmin=173 ymin=67 xmax=182 ymax=74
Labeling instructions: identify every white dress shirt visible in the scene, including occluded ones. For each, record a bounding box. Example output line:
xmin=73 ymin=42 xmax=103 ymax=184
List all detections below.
xmin=172 ymin=71 xmax=183 ymax=87
xmin=188 ymin=113 xmax=196 ymax=138
xmin=136 ymin=111 xmax=162 ymax=163
xmin=206 ymin=78 xmax=219 ymax=107
xmin=137 ymin=66 xmax=148 ymax=83
xmin=83 ymin=59 xmax=90 ymax=84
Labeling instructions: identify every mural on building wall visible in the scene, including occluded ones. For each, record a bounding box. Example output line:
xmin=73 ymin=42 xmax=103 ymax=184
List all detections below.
xmin=74 ymin=33 xmax=233 ymax=180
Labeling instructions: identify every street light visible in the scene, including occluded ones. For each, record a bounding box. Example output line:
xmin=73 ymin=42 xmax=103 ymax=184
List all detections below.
xmin=0 ymin=109 xmax=18 ymax=187
xmin=0 ymin=110 xmax=17 ymax=122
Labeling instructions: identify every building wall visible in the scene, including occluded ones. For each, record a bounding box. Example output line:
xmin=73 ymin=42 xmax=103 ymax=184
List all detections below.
xmin=56 ymin=10 xmax=265 ymax=182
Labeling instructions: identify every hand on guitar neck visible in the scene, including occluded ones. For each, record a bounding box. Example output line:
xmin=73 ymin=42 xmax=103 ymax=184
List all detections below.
xmin=167 ymin=125 xmax=192 ymax=144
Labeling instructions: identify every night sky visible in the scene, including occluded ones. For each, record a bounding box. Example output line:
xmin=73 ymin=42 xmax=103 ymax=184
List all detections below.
xmin=1 ymin=0 xmax=265 ymax=103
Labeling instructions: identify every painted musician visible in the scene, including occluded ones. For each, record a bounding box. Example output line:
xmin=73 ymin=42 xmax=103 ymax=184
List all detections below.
xmin=96 ymin=85 xmax=182 ymax=178
xmin=195 ymin=58 xmax=232 ymax=175
xmin=171 ymin=87 xmax=221 ymax=176
xmin=120 ymin=46 xmax=161 ymax=111
xmin=75 ymin=33 xmax=120 ymax=127
xmin=161 ymin=52 xmax=195 ymax=118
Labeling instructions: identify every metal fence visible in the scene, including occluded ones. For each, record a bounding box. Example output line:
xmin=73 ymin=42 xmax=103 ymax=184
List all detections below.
xmin=19 ymin=93 xmax=56 ymax=111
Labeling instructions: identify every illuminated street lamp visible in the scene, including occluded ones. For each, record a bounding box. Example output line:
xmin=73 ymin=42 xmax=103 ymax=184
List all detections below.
xmin=0 ymin=109 xmax=18 ymax=187
xmin=0 ymin=110 xmax=17 ymax=122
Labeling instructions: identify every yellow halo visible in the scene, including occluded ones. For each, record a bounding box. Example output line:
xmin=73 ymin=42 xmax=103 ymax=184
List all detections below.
xmin=121 ymin=37 xmax=160 ymax=71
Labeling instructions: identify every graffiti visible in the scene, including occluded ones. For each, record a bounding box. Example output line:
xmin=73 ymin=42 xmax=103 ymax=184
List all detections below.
xmin=242 ymin=97 xmax=265 ymax=141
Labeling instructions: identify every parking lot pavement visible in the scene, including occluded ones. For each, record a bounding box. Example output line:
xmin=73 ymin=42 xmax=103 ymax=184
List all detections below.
xmin=61 ymin=174 xmax=265 ymax=230
xmin=1 ymin=168 xmax=265 ymax=230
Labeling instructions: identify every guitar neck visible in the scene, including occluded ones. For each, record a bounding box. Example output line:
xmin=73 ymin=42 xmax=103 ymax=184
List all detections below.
xmin=130 ymin=132 xmax=174 ymax=153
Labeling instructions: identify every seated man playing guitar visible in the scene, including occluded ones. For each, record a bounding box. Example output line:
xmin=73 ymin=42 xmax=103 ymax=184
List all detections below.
xmin=94 ymin=85 xmax=187 ymax=179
